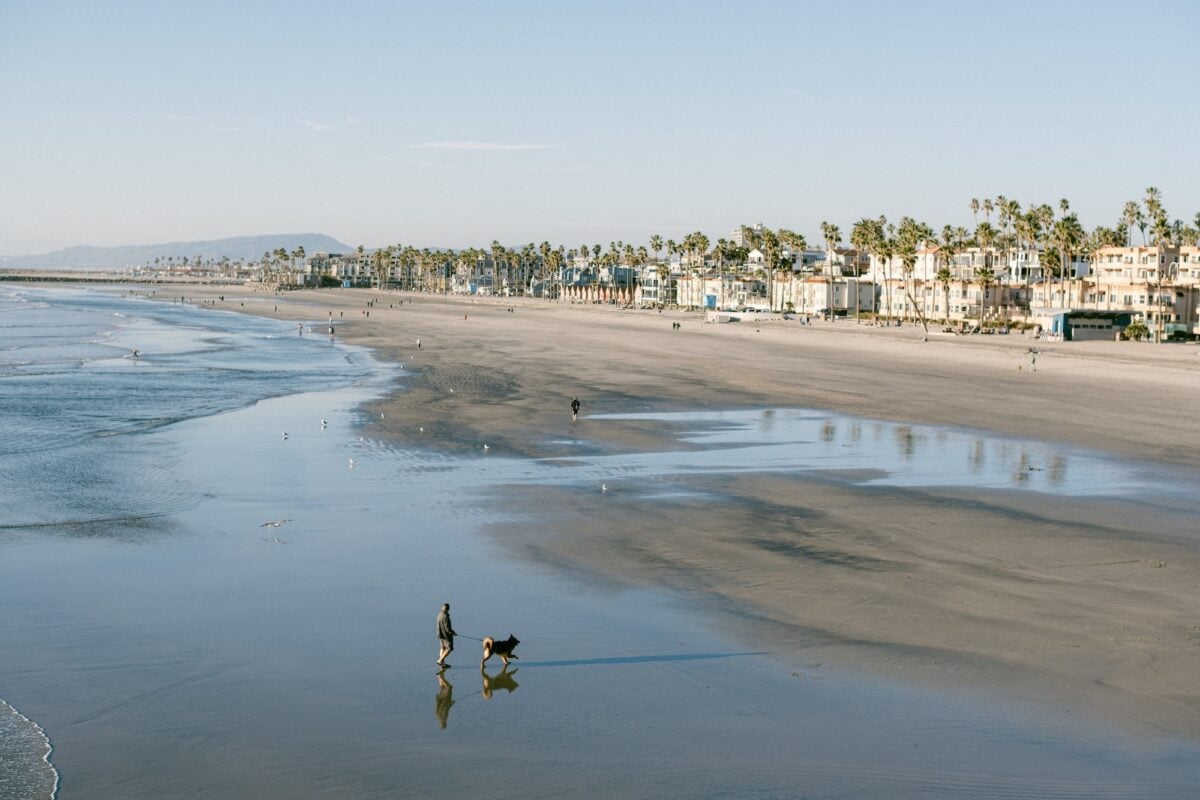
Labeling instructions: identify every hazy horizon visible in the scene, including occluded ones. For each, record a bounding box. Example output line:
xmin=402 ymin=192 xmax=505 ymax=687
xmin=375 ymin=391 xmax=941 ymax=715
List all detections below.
xmin=3 ymin=0 xmax=1199 ymax=254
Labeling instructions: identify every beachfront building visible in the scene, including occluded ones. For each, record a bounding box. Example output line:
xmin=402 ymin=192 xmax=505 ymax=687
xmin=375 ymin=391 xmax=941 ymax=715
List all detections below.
xmin=1072 ymin=244 xmax=1197 ymax=339
xmin=789 ymin=249 xmax=829 ymax=272
xmin=824 ymin=247 xmax=871 ymax=276
xmin=770 ymin=274 xmax=875 ymax=317
xmin=450 ymin=255 xmax=496 ymax=295
xmin=555 ymin=262 xmax=638 ymax=303
xmin=731 ymin=223 xmax=765 ymax=248
xmin=636 ymin=264 xmax=674 ymax=306
xmin=675 ymin=273 xmax=764 ymax=310
xmin=862 ymin=246 xmax=1068 ymax=325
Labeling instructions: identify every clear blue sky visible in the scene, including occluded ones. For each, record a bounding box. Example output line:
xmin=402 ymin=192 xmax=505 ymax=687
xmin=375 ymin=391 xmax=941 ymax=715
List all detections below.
xmin=3 ymin=0 xmax=1198 ymax=254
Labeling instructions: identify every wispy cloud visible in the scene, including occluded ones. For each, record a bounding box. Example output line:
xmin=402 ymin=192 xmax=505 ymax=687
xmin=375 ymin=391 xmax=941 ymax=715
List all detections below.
xmin=413 ymin=141 xmax=559 ymax=152
xmin=300 ymin=120 xmax=334 ymax=132
xmin=524 ymin=219 xmax=690 ymax=232
xmin=375 ymin=154 xmax=441 ymax=170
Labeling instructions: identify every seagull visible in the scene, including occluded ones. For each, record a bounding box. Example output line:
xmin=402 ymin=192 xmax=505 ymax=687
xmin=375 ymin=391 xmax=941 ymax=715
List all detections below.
xmin=320 ymin=419 xmax=327 ymax=427
xmin=449 ymin=388 xmax=454 ymax=394
xmin=348 ymin=458 xmax=356 ymax=468
xmin=260 ymin=519 xmax=291 ymax=528
xmin=601 ymin=484 xmax=608 ymax=493
xmin=419 ymin=427 xmax=424 ymax=433
xmin=281 ymin=432 xmax=288 ymax=440
xmin=482 ymin=443 xmax=490 ymax=451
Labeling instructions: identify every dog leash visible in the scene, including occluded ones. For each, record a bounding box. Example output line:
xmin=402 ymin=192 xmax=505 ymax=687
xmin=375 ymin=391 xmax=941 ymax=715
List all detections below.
xmin=456 ymin=634 xmax=485 ymax=642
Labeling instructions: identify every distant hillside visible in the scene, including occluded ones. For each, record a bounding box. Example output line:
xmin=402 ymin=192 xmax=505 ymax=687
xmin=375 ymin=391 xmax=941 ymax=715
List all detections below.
xmin=0 ymin=234 xmax=355 ymax=270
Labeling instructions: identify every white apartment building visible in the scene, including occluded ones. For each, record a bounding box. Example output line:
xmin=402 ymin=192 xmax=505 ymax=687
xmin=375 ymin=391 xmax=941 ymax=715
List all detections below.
xmin=770 ymin=274 xmax=876 ymax=316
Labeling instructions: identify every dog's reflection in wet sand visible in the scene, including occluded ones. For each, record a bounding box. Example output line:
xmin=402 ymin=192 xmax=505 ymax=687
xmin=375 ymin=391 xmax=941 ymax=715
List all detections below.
xmin=481 ymin=665 xmax=519 ymax=700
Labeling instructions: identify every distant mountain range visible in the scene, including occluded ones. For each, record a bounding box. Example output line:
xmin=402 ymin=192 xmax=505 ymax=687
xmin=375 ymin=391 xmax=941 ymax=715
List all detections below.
xmin=0 ymin=233 xmax=355 ymax=270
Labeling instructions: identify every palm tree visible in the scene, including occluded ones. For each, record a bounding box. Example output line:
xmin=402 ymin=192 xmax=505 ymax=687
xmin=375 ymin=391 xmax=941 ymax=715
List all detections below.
xmin=740 ymin=225 xmax=761 ymax=252
xmin=1151 ymin=216 xmax=1171 ymax=249
xmin=819 ymin=222 xmax=841 ymax=313
xmin=650 ymin=235 xmax=663 ymax=262
xmin=776 ymin=228 xmax=807 ymax=312
xmin=1051 ymin=214 xmax=1084 ymax=308
xmin=1144 ymin=186 xmax=1164 ymax=230
xmin=937 ymin=224 xmax=963 ymax=323
xmin=974 ymin=266 xmax=995 ymax=326
xmin=936 ymin=266 xmax=954 ymax=324
xmin=1122 ymin=201 xmax=1141 ymax=246
xmin=877 ymin=230 xmax=895 ymax=325
xmin=899 ymin=240 xmax=918 ymax=325
xmin=970 ymin=198 xmax=980 ymax=226
xmin=983 ymin=198 xmax=995 ymax=224
xmin=372 ymin=245 xmax=391 ymax=289
xmin=1087 ymin=225 xmax=1123 ymax=310
xmin=820 ymin=221 xmax=841 ymax=260
xmin=758 ymin=229 xmax=781 ymax=309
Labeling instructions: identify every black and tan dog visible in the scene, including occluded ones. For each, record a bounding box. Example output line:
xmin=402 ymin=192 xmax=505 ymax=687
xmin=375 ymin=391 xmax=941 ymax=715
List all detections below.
xmin=480 ymin=635 xmax=520 ymax=667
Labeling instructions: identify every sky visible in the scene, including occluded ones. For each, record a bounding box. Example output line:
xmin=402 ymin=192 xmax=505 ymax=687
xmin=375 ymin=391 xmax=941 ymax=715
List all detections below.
xmin=2 ymin=0 xmax=1199 ymax=255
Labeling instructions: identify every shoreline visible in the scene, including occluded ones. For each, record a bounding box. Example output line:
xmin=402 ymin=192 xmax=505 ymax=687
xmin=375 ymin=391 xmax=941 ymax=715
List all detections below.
xmin=98 ymin=283 xmax=1200 ymax=738
xmin=140 ymin=283 xmax=1200 ymax=468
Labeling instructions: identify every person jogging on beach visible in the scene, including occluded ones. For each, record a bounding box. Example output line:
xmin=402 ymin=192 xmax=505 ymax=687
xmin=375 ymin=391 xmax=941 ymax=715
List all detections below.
xmin=571 ymin=396 xmax=581 ymax=422
xmin=436 ymin=603 xmax=456 ymax=667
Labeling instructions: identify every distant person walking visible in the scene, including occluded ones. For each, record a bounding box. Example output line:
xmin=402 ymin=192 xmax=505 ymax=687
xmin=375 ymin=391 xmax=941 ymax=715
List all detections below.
xmin=571 ymin=396 xmax=581 ymax=422
xmin=436 ymin=603 xmax=456 ymax=667
xmin=416 ymin=338 xmax=422 ymax=350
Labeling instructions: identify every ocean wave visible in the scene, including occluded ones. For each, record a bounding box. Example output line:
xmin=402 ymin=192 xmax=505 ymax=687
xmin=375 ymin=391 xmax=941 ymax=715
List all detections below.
xmin=0 ymin=300 xmax=51 ymax=313
xmin=0 ymin=697 xmax=59 ymax=800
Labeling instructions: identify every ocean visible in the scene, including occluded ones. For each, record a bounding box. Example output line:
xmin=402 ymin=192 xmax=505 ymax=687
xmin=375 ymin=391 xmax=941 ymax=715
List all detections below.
xmin=3 ymin=285 xmax=1200 ymax=799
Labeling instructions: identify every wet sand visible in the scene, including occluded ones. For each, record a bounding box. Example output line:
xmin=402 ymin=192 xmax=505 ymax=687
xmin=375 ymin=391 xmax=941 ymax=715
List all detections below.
xmin=164 ymin=285 xmax=1200 ymax=738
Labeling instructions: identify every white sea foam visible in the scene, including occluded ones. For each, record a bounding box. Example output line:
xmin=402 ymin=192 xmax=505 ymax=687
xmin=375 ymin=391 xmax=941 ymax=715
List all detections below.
xmin=0 ymin=697 xmax=59 ymax=800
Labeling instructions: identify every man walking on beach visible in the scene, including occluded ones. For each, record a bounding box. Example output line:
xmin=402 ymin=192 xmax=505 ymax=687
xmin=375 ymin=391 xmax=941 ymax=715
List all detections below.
xmin=571 ymin=396 xmax=581 ymax=422
xmin=436 ymin=603 xmax=456 ymax=667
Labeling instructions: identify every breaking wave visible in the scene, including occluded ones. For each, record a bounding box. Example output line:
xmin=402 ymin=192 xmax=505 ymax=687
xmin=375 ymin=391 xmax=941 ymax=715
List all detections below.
xmin=0 ymin=697 xmax=59 ymax=800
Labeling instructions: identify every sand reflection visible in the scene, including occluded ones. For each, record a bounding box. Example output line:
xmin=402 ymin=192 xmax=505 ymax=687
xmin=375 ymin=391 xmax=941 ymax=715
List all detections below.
xmin=435 ymin=669 xmax=455 ymax=729
xmin=481 ymin=666 xmax=520 ymax=699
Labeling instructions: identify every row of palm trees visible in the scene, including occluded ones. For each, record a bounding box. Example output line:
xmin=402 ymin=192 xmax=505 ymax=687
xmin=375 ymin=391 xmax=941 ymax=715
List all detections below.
xmin=184 ymin=190 xmax=1198 ymax=316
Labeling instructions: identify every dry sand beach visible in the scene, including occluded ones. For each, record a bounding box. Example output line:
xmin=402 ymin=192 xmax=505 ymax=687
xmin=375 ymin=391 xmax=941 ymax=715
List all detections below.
xmin=170 ymin=285 xmax=1200 ymax=740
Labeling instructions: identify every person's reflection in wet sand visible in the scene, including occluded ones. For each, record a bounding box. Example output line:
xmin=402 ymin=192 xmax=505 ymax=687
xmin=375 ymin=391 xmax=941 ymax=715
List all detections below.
xmin=481 ymin=665 xmax=520 ymax=700
xmin=435 ymin=668 xmax=455 ymax=729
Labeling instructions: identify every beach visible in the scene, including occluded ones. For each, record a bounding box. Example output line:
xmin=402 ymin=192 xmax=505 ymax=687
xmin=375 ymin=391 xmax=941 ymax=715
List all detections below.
xmin=4 ymin=283 xmax=1200 ymax=798
xmin=178 ymin=286 xmax=1200 ymax=738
